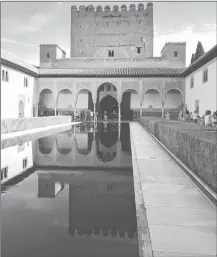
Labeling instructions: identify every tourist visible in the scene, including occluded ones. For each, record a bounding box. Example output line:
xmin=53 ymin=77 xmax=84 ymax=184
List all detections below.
xmin=104 ymin=111 xmax=108 ymax=121
xmin=204 ymin=110 xmax=212 ymax=126
xmin=184 ymin=110 xmax=191 ymax=122
xmin=193 ymin=111 xmax=198 ymax=123
xmin=178 ymin=110 xmax=184 ymax=121
xmin=190 ymin=112 xmax=193 ymax=121
xmin=165 ymin=112 xmax=170 ymax=120
xmin=212 ymin=111 xmax=217 ymax=126
xmin=95 ymin=112 xmax=98 ymax=122
xmin=90 ymin=111 xmax=94 ymax=121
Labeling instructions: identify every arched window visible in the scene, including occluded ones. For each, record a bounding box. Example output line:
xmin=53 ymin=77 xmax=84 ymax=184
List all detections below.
xmin=174 ymin=51 xmax=178 ymax=58
xmin=2 ymin=70 xmax=5 ymax=81
xmin=108 ymin=50 xmax=111 ymax=57
xmin=112 ymin=50 xmax=114 ymax=57
xmin=5 ymin=71 xmax=9 ymax=82
xmin=47 ymin=53 xmax=51 ymax=59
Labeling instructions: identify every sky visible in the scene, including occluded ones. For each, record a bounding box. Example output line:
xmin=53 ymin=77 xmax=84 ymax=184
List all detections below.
xmin=1 ymin=1 xmax=216 ymax=66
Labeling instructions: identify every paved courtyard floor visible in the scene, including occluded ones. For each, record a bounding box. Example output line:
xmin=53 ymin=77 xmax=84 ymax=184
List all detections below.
xmin=130 ymin=122 xmax=217 ymax=257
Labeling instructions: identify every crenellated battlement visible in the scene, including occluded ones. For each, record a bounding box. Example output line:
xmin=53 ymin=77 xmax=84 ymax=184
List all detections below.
xmin=71 ymin=2 xmax=153 ymax=15
xmin=164 ymin=42 xmax=186 ymax=45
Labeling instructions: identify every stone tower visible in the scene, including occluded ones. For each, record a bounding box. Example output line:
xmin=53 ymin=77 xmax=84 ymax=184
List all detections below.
xmin=70 ymin=3 xmax=154 ymax=58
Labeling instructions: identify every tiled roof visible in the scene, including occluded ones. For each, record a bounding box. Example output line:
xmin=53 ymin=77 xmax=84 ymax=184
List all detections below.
xmin=1 ymin=50 xmax=39 ymax=76
xmin=39 ymin=67 xmax=185 ymax=77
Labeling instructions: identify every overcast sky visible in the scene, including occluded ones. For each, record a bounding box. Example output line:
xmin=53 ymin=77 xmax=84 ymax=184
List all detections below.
xmin=1 ymin=1 xmax=216 ymax=66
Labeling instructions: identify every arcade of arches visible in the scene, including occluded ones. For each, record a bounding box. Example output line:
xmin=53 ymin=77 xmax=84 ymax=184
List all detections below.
xmin=38 ymin=79 xmax=184 ymax=120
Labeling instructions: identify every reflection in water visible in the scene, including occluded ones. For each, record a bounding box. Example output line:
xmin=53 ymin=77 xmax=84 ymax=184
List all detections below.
xmin=36 ymin=122 xmax=132 ymax=166
xmin=120 ymin=123 xmax=131 ymax=156
xmin=96 ymin=123 xmax=118 ymax=163
xmin=76 ymin=132 xmax=93 ymax=155
xmin=37 ymin=170 xmax=138 ymax=240
xmin=1 ymin=123 xmax=139 ymax=257
xmin=38 ymin=136 xmax=54 ymax=154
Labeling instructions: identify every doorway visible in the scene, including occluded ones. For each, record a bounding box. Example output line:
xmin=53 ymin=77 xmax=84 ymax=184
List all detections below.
xmin=99 ymin=95 xmax=118 ymax=120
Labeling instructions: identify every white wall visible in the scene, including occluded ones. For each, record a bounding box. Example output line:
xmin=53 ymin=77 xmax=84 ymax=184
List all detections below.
xmin=57 ymin=92 xmax=73 ymax=109
xmin=130 ymin=92 xmax=140 ymax=109
xmin=77 ymin=93 xmax=88 ymax=109
xmin=1 ymin=142 xmax=33 ymax=184
xmin=1 ymin=65 xmax=35 ymax=119
xmin=164 ymin=91 xmax=182 ymax=108
xmin=185 ymin=58 xmax=217 ymax=116
xmin=142 ymin=91 xmax=161 ymax=108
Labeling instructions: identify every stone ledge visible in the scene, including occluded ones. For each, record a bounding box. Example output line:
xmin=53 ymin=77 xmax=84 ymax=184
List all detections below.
xmin=1 ymin=116 xmax=71 ymax=134
xmin=140 ymin=117 xmax=217 ymax=193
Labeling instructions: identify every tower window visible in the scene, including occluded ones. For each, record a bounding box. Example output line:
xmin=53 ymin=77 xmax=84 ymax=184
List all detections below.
xmin=1 ymin=167 xmax=8 ymax=180
xmin=190 ymin=77 xmax=194 ymax=89
xmin=47 ymin=53 xmax=51 ymax=59
xmin=24 ymin=77 xmax=28 ymax=87
xmin=23 ymin=158 xmax=28 ymax=169
xmin=2 ymin=70 xmax=5 ymax=81
xmin=5 ymin=71 xmax=9 ymax=82
xmin=203 ymin=68 xmax=208 ymax=83
xmin=108 ymin=50 xmax=114 ymax=57
xmin=137 ymin=47 xmax=141 ymax=54
xmin=174 ymin=51 xmax=178 ymax=58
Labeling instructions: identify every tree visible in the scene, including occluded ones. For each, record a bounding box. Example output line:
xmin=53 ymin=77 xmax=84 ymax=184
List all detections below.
xmin=190 ymin=53 xmax=195 ymax=64
xmin=194 ymin=41 xmax=205 ymax=61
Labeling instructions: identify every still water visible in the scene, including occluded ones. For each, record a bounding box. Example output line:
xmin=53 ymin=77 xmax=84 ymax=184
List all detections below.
xmin=1 ymin=122 xmax=140 ymax=257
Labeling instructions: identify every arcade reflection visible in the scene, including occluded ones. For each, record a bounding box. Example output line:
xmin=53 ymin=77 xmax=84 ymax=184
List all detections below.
xmin=37 ymin=123 xmax=138 ymax=240
xmin=36 ymin=122 xmax=132 ymax=168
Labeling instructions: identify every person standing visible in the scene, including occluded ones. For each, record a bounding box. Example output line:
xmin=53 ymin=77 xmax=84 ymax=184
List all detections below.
xmin=90 ymin=111 xmax=93 ymax=121
xmin=204 ymin=110 xmax=212 ymax=126
xmin=104 ymin=111 xmax=107 ymax=121
xmin=193 ymin=111 xmax=198 ymax=123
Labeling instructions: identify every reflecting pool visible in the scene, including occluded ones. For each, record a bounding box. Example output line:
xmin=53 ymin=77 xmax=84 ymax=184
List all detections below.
xmin=1 ymin=122 xmax=140 ymax=257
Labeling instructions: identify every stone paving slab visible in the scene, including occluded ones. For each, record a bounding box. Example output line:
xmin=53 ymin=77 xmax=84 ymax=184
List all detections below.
xmin=153 ymin=252 xmax=215 ymax=257
xmin=146 ymin=206 xmax=217 ymax=227
xmin=130 ymin=123 xmax=217 ymax=257
xmin=149 ymin=225 xmax=216 ymax=256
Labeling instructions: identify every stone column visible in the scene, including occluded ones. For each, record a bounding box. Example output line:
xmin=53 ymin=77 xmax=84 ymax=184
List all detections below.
xmin=118 ymin=122 xmax=121 ymax=140
xmin=92 ymin=96 xmax=97 ymax=122
xmin=140 ymin=104 xmax=143 ymax=119
xmin=53 ymin=86 xmax=58 ymax=117
xmin=118 ymin=104 xmax=121 ymax=123
xmin=74 ymin=106 xmax=77 ymax=122
xmin=161 ymin=81 xmax=166 ymax=119
xmin=139 ymin=79 xmax=144 ymax=120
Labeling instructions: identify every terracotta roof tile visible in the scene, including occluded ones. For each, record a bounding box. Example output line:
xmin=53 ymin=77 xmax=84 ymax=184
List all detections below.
xmin=39 ymin=67 xmax=185 ymax=77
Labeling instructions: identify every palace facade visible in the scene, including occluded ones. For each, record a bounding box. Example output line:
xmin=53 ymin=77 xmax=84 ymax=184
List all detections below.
xmin=1 ymin=3 xmax=216 ymax=120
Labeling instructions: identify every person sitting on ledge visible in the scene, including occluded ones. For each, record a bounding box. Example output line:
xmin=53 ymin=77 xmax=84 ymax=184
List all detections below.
xmin=165 ymin=112 xmax=170 ymax=120
xmin=212 ymin=111 xmax=217 ymax=127
xmin=204 ymin=110 xmax=212 ymax=126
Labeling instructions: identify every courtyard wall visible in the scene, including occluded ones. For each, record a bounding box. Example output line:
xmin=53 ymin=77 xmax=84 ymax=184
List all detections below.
xmin=1 ymin=116 xmax=71 ymax=134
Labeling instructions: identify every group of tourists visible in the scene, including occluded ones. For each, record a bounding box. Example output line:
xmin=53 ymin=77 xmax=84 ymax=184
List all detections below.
xmin=178 ymin=109 xmax=217 ymax=127
xmin=75 ymin=110 xmax=98 ymax=122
